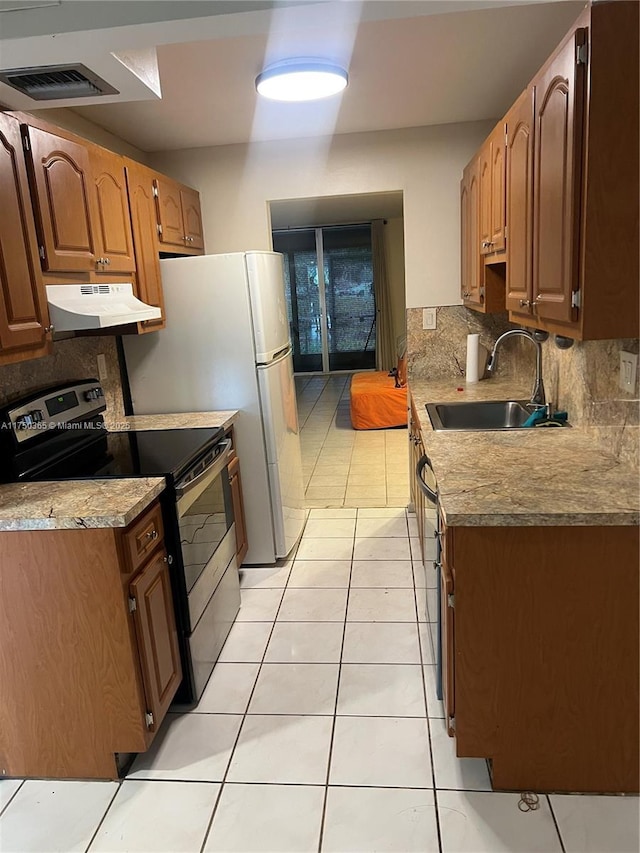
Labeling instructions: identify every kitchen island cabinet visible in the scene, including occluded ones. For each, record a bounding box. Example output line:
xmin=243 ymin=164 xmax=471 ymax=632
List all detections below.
xmin=0 ymin=496 xmax=181 ymax=780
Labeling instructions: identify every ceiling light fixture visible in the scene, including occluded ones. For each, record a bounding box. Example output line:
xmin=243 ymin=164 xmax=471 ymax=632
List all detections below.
xmin=255 ymin=59 xmax=348 ymax=102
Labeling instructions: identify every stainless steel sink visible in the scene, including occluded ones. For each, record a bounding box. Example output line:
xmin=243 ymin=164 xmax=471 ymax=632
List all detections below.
xmin=426 ymin=400 xmax=533 ymax=431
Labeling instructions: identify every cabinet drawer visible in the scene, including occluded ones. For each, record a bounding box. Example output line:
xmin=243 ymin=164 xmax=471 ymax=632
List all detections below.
xmin=122 ymin=501 xmax=164 ymax=574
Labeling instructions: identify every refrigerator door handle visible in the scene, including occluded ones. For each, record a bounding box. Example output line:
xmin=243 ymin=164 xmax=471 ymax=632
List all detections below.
xmin=257 ymin=345 xmax=291 ymax=367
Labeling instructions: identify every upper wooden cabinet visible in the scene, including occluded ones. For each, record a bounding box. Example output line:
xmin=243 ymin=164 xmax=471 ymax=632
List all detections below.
xmin=460 ymin=158 xmax=481 ymax=307
xmin=461 ymin=155 xmax=506 ymax=313
xmin=125 ymin=162 xmax=166 ymax=332
xmin=505 ymin=88 xmax=535 ymax=317
xmin=0 ymin=113 xmax=51 ymax=361
xmin=478 ymin=123 xmax=506 ymax=257
xmin=23 ymin=125 xmax=97 ymax=273
xmin=463 ymin=1 xmax=639 ymax=339
xmin=155 ymin=177 xmax=205 ymax=254
xmin=90 ymin=147 xmax=136 ymax=273
xmin=531 ymin=26 xmax=586 ymax=327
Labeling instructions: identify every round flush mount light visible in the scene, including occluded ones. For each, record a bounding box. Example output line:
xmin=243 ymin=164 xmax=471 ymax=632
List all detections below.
xmin=255 ymin=59 xmax=348 ymax=102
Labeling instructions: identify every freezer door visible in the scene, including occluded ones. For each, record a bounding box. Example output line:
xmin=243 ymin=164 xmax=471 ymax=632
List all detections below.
xmin=246 ymin=252 xmax=291 ymax=364
xmin=257 ymin=351 xmax=305 ymax=557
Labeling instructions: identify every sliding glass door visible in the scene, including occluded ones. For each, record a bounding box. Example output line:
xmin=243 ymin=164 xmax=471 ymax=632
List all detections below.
xmin=273 ymin=225 xmax=375 ymax=373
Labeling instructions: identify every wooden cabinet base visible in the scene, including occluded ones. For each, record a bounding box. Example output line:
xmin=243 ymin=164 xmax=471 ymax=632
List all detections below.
xmin=451 ymin=525 xmax=639 ymax=793
xmin=0 ymin=503 xmax=181 ymax=780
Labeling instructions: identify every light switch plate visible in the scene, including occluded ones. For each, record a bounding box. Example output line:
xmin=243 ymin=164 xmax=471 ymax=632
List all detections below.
xmin=422 ymin=308 xmax=437 ymax=330
xmin=619 ymin=350 xmax=637 ymax=393
xmin=96 ymin=353 xmax=108 ymax=382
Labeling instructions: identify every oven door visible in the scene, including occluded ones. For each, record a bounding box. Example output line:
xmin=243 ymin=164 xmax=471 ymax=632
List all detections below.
xmin=175 ymin=439 xmax=234 ymax=629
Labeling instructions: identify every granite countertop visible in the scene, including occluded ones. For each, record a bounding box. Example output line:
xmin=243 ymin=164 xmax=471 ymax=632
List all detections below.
xmin=0 ymin=479 xmax=166 ymax=532
xmin=410 ymin=378 xmax=639 ymax=527
xmin=105 ymin=411 xmax=239 ymax=433
xmin=0 ymin=410 xmax=240 ymax=532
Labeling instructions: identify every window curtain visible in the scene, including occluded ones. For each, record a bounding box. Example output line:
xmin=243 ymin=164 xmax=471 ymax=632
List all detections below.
xmin=372 ymin=219 xmax=396 ymax=371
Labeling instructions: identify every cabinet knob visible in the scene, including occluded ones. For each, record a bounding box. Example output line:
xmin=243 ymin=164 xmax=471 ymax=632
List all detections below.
xmin=104 ymin=257 xmax=111 ymax=265
xmin=146 ymin=529 xmax=158 ymax=540
xmin=44 ymin=324 xmax=54 ymax=334
xmin=519 ymin=299 xmax=532 ymax=308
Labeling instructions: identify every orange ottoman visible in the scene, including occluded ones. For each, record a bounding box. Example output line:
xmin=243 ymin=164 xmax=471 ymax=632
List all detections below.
xmin=350 ymin=371 xmax=408 ymax=430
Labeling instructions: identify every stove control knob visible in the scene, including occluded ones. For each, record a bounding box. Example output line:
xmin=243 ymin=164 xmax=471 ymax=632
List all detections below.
xmin=15 ymin=414 xmax=33 ymax=429
xmin=84 ymin=388 xmax=102 ymax=402
xmin=96 ymin=386 xmax=104 ymax=397
xmin=29 ymin=409 xmax=44 ymax=424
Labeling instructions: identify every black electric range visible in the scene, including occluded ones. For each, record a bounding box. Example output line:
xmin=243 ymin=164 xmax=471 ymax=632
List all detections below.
xmin=0 ymin=379 xmax=240 ymax=705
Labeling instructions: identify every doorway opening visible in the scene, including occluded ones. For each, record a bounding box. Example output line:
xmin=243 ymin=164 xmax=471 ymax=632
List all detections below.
xmin=272 ymin=225 xmax=375 ymax=373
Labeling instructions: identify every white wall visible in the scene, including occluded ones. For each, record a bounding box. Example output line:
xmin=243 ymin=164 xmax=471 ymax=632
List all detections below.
xmin=28 ymin=108 xmax=150 ymax=162
xmin=149 ymin=121 xmax=492 ymax=308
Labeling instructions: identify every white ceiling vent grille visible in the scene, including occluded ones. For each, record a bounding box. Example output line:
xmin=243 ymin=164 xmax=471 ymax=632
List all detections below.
xmin=0 ymin=63 xmax=119 ymax=100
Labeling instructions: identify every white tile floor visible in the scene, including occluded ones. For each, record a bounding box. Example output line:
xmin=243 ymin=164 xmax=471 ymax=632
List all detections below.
xmin=296 ymin=374 xmax=409 ymax=507
xmin=1 ymin=380 xmax=638 ymax=852
xmin=2 ymin=507 xmax=638 ymax=852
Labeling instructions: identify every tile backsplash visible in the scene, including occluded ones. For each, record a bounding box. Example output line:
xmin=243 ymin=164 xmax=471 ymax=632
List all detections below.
xmin=0 ymin=336 xmax=125 ymax=422
xmin=407 ymin=306 xmax=639 ymax=466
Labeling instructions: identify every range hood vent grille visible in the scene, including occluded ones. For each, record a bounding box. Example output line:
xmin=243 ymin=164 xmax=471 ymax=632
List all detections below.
xmin=80 ymin=284 xmax=111 ymax=295
xmin=0 ymin=64 xmax=119 ymax=100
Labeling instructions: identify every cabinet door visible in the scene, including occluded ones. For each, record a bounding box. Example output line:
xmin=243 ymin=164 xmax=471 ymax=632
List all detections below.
xmin=130 ymin=551 xmax=182 ymax=733
xmin=479 ymin=143 xmax=492 ymax=254
xmin=532 ymin=28 xmax=586 ymax=324
xmin=91 ymin=148 xmax=136 ymax=273
xmin=24 ymin=126 xmax=96 ymax=272
xmin=461 ymin=159 xmax=482 ymax=306
xmin=180 ymin=187 xmax=205 ymax=251
xmin=126 ymin=163 xmax=165 ymax=331
xmin=228 ymin=454 xmax=248 ymax=566
xmin=490 ymin=125 xmax=506 ymax=253
xmin=0 ymin=115 xmax=50 ymax=354
xmin=506 ymin=88 xmax=535 ymax=315
xmin=441 ymin=555 xmax=455 ymax=737
xmin=154 ymin=177 xmax=185 ymax=248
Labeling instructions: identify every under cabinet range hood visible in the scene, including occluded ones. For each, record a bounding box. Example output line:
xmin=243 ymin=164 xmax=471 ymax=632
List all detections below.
xmin=46 ymin=284 xmax=161 ymax=331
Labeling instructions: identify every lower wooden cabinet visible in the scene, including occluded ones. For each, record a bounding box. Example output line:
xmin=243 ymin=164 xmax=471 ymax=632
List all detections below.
xmin=228 ymin=453 xmax=248 ymax=566
xmin=129 ymin=550 xmax=182 ymax=733
xmin=442 ymin=524 xmax=639 ymax=793
xmin=0 ymin=499 xmax=181 ymax=780
xmin=409 ymin=397 xmax=425 ymax=564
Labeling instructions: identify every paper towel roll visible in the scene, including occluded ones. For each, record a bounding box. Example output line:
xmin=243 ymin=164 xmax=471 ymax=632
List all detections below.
xmin=466 ymin=333 xmax=480 ymax=383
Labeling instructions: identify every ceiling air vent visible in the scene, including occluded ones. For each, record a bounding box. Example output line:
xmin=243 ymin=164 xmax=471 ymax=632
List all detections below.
xmin=0 ymin=63 xmax=119 ymax=100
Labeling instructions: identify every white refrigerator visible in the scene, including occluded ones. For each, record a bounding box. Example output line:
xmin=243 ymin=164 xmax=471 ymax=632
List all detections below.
xmin=122 ymin=252 xmax=306 ymax=565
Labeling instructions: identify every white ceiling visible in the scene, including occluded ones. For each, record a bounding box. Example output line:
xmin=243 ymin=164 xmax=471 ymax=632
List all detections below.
xmin=0 ymin=0 xmax=584 ymax=152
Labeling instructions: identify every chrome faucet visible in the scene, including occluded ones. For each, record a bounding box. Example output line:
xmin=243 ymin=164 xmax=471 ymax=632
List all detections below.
xmin=486 ymin=329 xmax=546 ymax=407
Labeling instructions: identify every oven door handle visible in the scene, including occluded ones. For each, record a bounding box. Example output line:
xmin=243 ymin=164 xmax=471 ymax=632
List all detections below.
xmin=175 ymin=439 xmax=232 ymax=511
xmin=416 ymin=454 xmax=438 ymax=505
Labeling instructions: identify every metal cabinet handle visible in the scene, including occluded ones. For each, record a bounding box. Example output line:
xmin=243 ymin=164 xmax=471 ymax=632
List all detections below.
xmin=104 ymin=257 xmax=110 ymax=265
xmin=145 ymin=529 xmax=158 ymax=540
xmin=519 ymin=299 xmax=532 ymax=308
xmin=44 ymin=324 xmax=54 ymax=333
xmin=416 ymin=454 xmax=438 ymax=505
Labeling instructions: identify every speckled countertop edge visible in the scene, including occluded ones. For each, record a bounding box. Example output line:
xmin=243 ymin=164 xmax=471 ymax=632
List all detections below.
xmin=0 ymin=478 xmax=166 ymax=532
xmin=105 ymin=411 xmax=239 ymax=433
xmin=410 ymin=378 xmax=640 ymax=527
xmin=0 ymin=411 xmax=240 ymax=532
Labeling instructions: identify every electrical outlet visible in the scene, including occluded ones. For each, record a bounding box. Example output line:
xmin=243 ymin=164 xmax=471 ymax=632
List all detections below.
xmin=422 ymin=308 xmax=437 ymax=330
xmin=619 ymin=350 xmax=637 ymax=393
xmin=96 ymin=353 xmax=108 ymax=382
